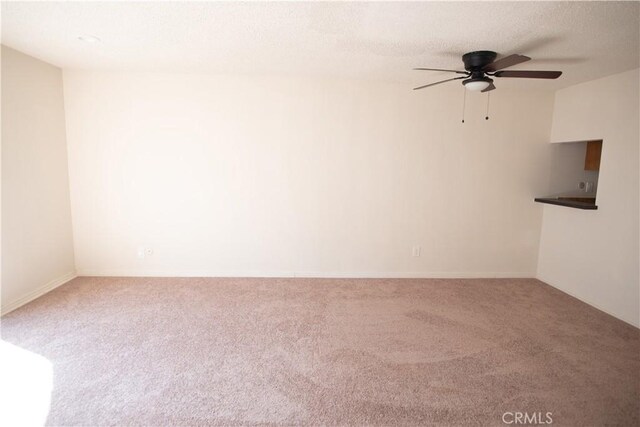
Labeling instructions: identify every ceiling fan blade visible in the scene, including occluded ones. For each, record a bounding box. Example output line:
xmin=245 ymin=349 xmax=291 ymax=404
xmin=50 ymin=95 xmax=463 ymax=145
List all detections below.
xmin=413 ymin=76 xmax=466 ymax=90
xmin=494 ymin=70 xmax=562 ymax=79
xmin=481 ymin=83 xmax=496 ymax=93
xmin=484 ymin=54 xmax=531 ymax=72
xmin=413 ymin=67 xmax=468 ymax=75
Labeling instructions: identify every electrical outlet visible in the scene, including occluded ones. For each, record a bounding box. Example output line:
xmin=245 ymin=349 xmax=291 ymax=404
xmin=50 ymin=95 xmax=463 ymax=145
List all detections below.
xmin=585 ymin=182 xmax=594 ymax=193
xmin=137 ymin=246 xmax=153 ymax=259
xmin=412 ymin=246 xmax=421 ymax=257
xmin=579 ymin=181 xmax=595 ymax=193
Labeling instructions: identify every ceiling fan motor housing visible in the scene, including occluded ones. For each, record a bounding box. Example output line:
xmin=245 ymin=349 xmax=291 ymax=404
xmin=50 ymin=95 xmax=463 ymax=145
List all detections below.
xmin=462 ymin=51 xmax=497 ymax=71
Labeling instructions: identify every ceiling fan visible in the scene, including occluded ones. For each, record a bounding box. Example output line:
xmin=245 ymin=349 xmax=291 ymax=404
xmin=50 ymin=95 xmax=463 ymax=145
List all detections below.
xmin=413 ymin=50 xmax=562 ymax=92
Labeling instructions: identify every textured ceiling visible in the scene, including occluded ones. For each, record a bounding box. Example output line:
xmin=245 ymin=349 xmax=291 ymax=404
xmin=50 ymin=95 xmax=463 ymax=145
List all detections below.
xmin=2 ymin=1 xmax=639 ymax=90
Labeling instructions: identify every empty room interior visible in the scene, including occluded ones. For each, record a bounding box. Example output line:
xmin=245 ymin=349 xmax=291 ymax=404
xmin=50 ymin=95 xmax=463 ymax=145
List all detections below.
xmin=1 ymin=1 xmax=639 ymax=426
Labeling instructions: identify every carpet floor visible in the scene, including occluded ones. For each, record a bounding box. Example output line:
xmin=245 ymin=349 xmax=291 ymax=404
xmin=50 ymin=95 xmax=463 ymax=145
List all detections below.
xmin=1 ymin=277 xmax=638 ymax=426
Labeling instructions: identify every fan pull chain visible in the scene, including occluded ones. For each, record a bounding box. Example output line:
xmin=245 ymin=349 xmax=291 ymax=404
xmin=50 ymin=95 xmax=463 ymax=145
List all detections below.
xmin=461 ymin=87 xmax=467 ymax=123
xmin=485 ymin=91 xmax=491 ymax=120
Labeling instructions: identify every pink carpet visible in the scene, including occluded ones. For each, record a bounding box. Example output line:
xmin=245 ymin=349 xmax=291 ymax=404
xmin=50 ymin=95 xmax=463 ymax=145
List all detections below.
xmin=1 ymin=277 xmax=638 ymax=426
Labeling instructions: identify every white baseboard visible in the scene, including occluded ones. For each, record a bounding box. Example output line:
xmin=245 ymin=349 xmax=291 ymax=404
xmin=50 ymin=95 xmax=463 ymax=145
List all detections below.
xmin=293 ymin=271 xmax=535 ymax=279
xmin=536 ymin=275 xmax=639 ymax=328
xmin=75 ymin=269 xmax=535 ymax=279
xmin=1 ymin=271 xmax=77 ymax=316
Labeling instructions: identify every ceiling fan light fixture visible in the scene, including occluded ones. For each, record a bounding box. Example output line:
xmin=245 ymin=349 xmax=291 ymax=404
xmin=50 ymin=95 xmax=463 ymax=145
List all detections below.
xmin=463 ymin=77 xmax=493 ymax=92
xmin=413 ymin=51 xmax=561 ymax=94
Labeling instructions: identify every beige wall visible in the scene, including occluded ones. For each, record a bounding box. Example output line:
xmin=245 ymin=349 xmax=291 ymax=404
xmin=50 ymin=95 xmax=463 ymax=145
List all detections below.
xmin=537 ymin=68 xmax=640 ymax=327
xmin=63 ymin=71 xmax=554 ymax=277
xmin=1 ymin=46 xmax=75 ymax=314
xmin=2 ymin=46 xmax=635 ymax=326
